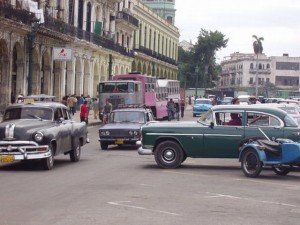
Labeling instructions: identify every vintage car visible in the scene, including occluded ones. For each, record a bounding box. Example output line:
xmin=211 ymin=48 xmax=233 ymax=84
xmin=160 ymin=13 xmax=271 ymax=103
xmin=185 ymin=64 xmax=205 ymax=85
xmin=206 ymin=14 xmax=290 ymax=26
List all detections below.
xmin=192 ymin=98 xmax=212 ymax=117
xmin=0 ymin=102 xmax=89 ymax=170
xmin=99 ymin=105 xmax=155 ymax=150
xmin=138 ymin=104 xmax=300 ymax=169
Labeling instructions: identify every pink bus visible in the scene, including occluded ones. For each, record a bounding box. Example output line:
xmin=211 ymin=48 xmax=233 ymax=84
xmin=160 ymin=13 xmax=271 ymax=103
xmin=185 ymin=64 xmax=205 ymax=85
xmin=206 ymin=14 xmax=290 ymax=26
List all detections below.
xmin=111 ymin=72 xmax=180 ymax=120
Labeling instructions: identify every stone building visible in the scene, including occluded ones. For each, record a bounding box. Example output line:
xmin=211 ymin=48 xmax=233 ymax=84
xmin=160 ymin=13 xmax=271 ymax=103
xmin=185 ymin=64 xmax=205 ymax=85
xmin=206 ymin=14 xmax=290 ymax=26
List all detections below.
xmin=0 ymin=0 xmax=179 ymax=112
xmin=220 ymin=52 xmax=300 ymax=95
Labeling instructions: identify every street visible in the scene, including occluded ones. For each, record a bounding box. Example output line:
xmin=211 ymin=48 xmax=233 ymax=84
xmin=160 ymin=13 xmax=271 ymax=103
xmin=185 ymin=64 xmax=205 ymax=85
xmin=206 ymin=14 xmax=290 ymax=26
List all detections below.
xmin=1 ymin=109 xmax=300 ymax=225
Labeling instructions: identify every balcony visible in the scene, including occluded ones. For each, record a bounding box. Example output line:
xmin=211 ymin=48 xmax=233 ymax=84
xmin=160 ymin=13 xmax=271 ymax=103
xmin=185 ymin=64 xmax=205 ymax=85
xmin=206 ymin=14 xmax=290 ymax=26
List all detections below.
xmin=42 ymin=15 xmax=133 ymax=57
xmin=115 ymin=11 xmax=139 ymax=30
xmin=249 ymin=68 xmax=271 ymax=74
xmin=0 ymin=3 xmax=35 ymax=26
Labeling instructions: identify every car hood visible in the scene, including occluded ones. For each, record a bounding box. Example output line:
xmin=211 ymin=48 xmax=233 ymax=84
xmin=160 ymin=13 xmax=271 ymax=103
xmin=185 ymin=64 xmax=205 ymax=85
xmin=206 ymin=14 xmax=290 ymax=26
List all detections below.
xmin=0 ymin=119 xmax=55 ymax=140
xmin=99 ymin=122 xmax=143 ymax=130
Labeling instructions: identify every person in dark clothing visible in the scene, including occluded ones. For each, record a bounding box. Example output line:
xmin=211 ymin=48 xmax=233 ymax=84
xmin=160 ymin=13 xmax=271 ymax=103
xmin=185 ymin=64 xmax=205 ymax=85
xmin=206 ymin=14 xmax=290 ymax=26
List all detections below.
xmin=227 ymin=113 xmax=242 ymax=126
xmin=180 ymin=99 xmax=185 ymax=118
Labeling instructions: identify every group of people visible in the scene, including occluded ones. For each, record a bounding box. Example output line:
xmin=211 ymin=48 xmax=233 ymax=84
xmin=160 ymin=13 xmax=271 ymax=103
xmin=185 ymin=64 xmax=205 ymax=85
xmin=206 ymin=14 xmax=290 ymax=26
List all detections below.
xmin=166 ymin=98 xmax=186 ymax=119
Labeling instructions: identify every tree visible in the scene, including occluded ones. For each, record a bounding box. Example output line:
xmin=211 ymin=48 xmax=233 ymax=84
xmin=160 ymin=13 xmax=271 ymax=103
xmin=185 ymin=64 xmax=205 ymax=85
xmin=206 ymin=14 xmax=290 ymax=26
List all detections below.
xmin=252 ymin=35 xmax=264 ymax=97
xmin=252 ymin=35 xmax=264 ymax=54
xmin=193 ymin=29 xmax=228 ymax=88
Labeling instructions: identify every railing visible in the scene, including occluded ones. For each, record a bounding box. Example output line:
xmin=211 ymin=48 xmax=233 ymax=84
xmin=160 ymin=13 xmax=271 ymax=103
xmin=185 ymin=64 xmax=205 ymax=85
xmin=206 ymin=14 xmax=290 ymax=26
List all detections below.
xmin=0 ymin=3 xmax=34 ymax=25
xmin=136 ymin=46 xmax=177 ymax=66
xmin=116 ymin=11 xmax=139 ymax=28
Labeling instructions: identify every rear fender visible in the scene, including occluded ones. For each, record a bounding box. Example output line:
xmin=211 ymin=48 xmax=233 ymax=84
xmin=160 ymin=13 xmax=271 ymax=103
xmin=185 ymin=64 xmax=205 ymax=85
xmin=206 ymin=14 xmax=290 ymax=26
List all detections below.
xmin=239 ymin=144 xmax=267 ymax=162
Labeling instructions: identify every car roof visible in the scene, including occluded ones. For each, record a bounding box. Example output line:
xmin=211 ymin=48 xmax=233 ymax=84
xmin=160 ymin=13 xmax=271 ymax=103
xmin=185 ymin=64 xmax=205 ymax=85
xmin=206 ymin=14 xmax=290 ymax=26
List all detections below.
xmin=5 ymin=102 xmax=68 ymax=110
xmin=113 ymin=107 xmax=151 ymax=113
xmin=211 ymin=104 xmax=289 ymax=117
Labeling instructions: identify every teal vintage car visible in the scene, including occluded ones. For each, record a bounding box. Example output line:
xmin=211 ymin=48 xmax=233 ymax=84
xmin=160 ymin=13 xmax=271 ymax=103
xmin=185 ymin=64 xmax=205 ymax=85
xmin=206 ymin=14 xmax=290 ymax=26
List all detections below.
xmin=138 ymin=105 xmax=300 ymax=168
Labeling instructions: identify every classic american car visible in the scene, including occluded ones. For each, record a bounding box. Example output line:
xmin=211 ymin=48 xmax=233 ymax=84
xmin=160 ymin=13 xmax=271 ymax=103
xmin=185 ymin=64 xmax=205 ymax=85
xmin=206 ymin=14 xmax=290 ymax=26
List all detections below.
xmin=192 ymin=98 xmax=212 ymax=117
xmin=99 ymin=105 xmax=155 ymax=150
xmin=138 ymin=104 xmax=300 ymax=169
xmin=0 ymin=102 xmax=89 ymax=170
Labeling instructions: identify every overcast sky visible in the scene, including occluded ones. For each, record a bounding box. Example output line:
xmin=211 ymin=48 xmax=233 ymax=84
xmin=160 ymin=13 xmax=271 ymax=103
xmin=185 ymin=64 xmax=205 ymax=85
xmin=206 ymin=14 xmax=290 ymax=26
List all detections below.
xmin=175 ymin=0 xmax=300 ymax=61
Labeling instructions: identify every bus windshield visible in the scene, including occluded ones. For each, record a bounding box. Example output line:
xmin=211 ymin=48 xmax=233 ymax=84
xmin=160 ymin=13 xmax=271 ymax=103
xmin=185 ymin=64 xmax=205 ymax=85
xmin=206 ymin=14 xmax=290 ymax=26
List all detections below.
xmin=99 ymin=82 xmax=135 ymax=93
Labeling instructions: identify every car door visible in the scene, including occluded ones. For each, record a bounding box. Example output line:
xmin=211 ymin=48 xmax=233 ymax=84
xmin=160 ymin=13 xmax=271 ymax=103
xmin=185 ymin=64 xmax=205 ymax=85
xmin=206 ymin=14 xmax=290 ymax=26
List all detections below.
xmin=57 ymin=108 xmax=73 ymax=152
xmin=244 ymin=111 xmax=284 ymax=141
xmin=202 ymin=111 xmax=245 ymax=158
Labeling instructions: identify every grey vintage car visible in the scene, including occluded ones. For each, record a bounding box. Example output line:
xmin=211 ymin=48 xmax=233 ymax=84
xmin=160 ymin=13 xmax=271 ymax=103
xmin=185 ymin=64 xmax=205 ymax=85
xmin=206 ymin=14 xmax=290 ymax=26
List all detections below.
xmin=0 ymin=102 xmax=89 ymax=170
xmin=99 ymin=105 xmax=155 ymax=150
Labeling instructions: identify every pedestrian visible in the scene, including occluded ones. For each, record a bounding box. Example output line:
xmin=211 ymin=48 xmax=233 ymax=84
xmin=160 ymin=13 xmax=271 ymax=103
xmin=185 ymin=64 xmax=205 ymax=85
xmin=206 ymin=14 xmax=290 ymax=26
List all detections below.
xmin=61 ymin=96 xmax=67 ymax=106
xmin=16 ymin=94 xmax=24 ymax=103
xmin=92 ymin=98 xmax=99 ymax=119
xmin=80 ymin=100 xmax=89 ymax=124
xmin=231 ymin=97 xmax=240 ymax=105
xmin=180 ymin=98 xmax=185 ymax=118
xmin=103 ymin=99 xmax=112 ymax=124
xmin=79 ymin=94 xmax=84 ymax=106
xmin=67 ymin=94 xmax=77 ymax=115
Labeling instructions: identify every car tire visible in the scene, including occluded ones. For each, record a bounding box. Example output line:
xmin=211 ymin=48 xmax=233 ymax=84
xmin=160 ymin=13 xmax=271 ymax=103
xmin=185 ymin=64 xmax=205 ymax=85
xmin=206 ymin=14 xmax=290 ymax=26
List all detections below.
xmin=241 ymin=148 xmax=262 ymax=178
xmin=70 ymin=140 xmax=81 ymax=162
xmin=41 ymin=144 xmax=54 ymax=170
xmin=154 ymin=140 xmax=184 ymax=169
xmin=271 ymin=165 xmax=291 ymax=176
xmin=101 ymin=142 xmax=108 ymax=150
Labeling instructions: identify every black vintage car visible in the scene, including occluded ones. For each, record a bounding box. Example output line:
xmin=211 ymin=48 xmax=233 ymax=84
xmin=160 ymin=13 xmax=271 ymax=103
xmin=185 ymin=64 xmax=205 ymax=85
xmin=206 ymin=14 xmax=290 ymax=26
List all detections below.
xmin=0 ymin=102 xmax=89 ymax=170
xmin=98 ymin=105 xmax=155 ymax=150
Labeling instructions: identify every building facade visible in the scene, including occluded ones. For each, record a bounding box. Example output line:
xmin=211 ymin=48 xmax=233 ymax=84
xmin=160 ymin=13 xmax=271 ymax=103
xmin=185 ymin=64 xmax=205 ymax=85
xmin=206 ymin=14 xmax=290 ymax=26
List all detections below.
xmin=0 ymin=0 xmax=179 ymax=112
xmin=220 ymin=52 xmax=300 ymax=95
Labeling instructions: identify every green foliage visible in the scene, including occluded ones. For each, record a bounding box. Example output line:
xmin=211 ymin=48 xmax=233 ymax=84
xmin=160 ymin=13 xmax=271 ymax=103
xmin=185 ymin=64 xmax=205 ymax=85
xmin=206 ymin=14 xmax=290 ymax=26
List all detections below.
xmin=252 ymin=35 xmax=264 ymax=54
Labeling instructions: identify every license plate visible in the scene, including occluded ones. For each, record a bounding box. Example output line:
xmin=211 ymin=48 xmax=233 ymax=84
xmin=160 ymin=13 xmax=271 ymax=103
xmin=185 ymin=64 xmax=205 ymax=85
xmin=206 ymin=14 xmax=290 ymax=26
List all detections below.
xmin=0 ymin=155 xmax=15 ymax=163
xmin=115 ymin=139 xmax=124 ymax=145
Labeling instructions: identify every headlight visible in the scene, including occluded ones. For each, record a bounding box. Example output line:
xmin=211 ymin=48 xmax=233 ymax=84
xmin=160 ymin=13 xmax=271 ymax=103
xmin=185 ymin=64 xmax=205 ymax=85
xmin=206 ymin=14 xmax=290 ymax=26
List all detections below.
xmin=100 ymin=131 xmax=110 ymax=135
xmin=128 ymin=131 xmax=133 ymax=135
xmin=129 ymin=131 xmax=139 ymax=136
xmin=34 ymin=132 xmax=44 ymax=142
xmin=134 ymin=131 xmax=139 ymax=135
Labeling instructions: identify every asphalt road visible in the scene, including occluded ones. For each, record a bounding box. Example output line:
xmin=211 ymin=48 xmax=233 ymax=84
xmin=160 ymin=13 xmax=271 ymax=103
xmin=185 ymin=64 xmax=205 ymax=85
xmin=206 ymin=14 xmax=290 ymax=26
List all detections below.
xmin=1 ymin=111 xmax=300 ymax=225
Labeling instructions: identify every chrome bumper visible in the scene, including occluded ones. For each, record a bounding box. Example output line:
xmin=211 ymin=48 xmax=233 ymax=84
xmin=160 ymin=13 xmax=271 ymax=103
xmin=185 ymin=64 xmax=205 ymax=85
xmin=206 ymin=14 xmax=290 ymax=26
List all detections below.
xmin=137 ymin=146 xmax=153 ymax=155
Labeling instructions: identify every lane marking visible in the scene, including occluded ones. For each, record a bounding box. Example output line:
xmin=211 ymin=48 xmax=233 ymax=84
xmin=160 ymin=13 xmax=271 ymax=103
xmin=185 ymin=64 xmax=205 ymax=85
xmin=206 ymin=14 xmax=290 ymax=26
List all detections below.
xmin=107 ymin=201 xmax=179 ymax=216
xmin=205 ymin=192 xmax=300 ymax=209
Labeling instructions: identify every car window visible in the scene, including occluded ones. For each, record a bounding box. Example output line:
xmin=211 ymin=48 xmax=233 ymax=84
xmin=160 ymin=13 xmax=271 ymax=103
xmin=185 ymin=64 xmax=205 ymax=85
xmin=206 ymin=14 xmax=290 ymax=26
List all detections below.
xmin=3 ymin=107 xmax=52 ymax=121
xmin=198 ymin=110 xmax=213 ymax=125
xmin=111 ymin=111 xmax=145 ymax=123
xmin=247 ymin=113 xmax=281 ymax=127
xmin=215 ymin=112 xmax=243 ymax=126
xmin=195 ymin=99 xmax=211 ymax=105
xmin=62 ymin=108 xmax=70 ymax=120
xmin=284 ymin=115 xmax=299 ymax=127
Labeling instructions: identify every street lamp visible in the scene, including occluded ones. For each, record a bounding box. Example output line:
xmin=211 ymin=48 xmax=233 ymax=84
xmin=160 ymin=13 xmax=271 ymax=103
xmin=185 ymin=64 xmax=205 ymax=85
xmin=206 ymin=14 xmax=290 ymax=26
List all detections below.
xmin=195 ymin=65 xmax=199 ymax=98
xmin=27 ymin=17 xmax=40 ymax=96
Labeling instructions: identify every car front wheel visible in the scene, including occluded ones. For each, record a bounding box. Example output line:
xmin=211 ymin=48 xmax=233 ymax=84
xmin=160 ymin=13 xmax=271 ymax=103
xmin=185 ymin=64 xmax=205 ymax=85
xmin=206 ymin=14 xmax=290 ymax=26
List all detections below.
xmin=41 ymin=144 xmax=54 ymax=170
xmin=241 ymin=148 xmax=262 ymax=178
xmin=70 ymin=140 xmax=81 ymax=162
xmin=154 ymin=140 xmax=184 ymax=169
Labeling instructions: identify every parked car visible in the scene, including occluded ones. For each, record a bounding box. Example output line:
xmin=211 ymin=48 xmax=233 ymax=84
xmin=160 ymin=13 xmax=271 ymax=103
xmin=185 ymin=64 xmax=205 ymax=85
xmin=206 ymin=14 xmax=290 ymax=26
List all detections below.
xmin=0 ymin=102 xmax=89 ymax=170
xmin=138 ymin=104 xmax=300 ymax=169
xmin=220 ymin=97 xmax=233 ymax=105
xmin=98 ymin=105 xmax=155 ymax=150
xmin=237 ymin=95 xmax=250 ymax=105
xmin=266 ymin=103 xmax=300 ymax=125
xmin=192 ymin=98 xmax=212 ymax=117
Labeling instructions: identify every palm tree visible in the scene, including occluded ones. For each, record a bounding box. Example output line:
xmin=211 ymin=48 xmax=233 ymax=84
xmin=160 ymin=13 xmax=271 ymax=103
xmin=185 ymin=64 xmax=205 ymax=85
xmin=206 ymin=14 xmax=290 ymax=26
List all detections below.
xmin=252 ymin=35 xmax=264 ymax=54
xmin=252 ymin=35 xmax=264 ymax=97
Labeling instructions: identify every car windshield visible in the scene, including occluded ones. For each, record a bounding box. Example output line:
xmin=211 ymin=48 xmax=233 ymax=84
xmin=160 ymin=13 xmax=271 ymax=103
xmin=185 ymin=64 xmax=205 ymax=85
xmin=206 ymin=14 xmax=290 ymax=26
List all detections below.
xmin=197 ymin=110 xmax=213 ymax=125
xmin=195 ymin=99 xmax=211 ymax=105
xmin=111 ymin=111 xmax=145 ymax=123
xmin=3 ymin=107 xmax=53 ymax=121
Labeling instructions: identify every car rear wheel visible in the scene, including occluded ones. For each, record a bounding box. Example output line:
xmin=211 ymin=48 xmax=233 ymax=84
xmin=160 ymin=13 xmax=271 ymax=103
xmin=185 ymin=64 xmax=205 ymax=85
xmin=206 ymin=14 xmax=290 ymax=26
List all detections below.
xmin=70 ymin=140 xmax=81 ymax=162
xmin=154 ymin=141 xmax=184 ymax=169
xmin=41 ymin=144 xmax=54 ymax=170
xmin=101 ymin=142 xmax=108 ymax=150
xmin=241 ymin=148 xmax=262 ymax=178
xmin=272 ymin=165 xmax=291 ymax=176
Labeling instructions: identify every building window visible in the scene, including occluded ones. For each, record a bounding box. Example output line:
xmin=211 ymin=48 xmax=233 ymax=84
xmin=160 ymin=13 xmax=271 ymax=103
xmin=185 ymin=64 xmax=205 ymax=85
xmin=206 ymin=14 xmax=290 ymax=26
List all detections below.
xmin=250 ymin=63 xmax=253 ymax=69
xmin=249 ymin=78 xmax=253 ymax=84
